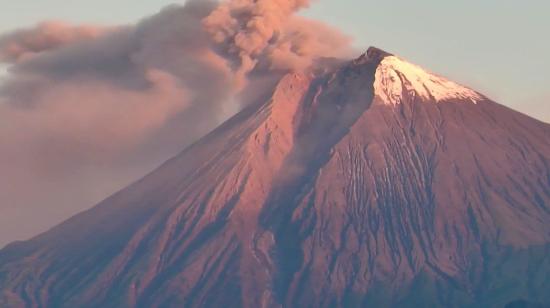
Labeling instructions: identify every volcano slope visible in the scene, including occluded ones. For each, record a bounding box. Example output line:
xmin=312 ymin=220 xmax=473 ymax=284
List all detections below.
xmin=1 ymin=48 xmax=549 ymax=308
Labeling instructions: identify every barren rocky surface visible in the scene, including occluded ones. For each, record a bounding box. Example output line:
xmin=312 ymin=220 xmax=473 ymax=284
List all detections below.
xmin=1 ymin=48 xmax=549 ymax=308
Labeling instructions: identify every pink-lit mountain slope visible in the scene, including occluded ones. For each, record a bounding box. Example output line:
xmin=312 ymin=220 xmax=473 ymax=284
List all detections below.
xmin=1 ymin=48 xmax=549 ymax=308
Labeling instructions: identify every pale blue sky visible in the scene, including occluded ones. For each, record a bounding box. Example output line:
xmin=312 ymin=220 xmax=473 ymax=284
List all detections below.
xmin=0 ymin=0 xmax=548 ymax=122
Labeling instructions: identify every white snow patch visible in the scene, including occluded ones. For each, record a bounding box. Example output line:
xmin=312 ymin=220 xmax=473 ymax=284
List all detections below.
xmin=374 ymin=56 xmax=483 ymax=105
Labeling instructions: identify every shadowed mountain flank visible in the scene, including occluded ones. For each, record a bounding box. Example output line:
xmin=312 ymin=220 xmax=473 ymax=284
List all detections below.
xmin=1 ymin=48 xmax=549 ymax=308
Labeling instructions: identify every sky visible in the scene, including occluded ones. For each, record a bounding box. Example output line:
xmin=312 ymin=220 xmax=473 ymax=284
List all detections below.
xmin=0 ymin=0 xmax=548 ymax=248
xmin=0 ymin=0 xmax=548 ymax=121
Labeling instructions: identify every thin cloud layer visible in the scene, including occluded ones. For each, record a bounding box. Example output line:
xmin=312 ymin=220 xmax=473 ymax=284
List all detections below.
xmin=0 ymin=21 xmax=105 ymax=63
xmin=0 ymin=0 xmax=353 ymax=246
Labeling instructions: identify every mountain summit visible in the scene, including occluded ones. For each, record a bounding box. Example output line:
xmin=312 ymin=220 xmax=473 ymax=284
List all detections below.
xmin=1 ymin=48 xmax=549 ymax=308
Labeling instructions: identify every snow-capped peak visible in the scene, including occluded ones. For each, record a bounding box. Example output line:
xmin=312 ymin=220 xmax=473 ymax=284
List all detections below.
xmin=374 ymin=55 xmax=483 ymax=105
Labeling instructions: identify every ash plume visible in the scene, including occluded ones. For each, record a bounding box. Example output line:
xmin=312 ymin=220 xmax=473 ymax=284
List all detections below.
xmin=0 ymin=0 xmax=353 ymax=246
xmin=203 ymin=0 xmax=351 ymax=86
xmin=0 ymin=21 xmax=106 ymax=63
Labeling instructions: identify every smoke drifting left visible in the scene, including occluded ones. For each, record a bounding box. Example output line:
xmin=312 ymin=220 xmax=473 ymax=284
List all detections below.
xmin=0 ymin=0 xmax=353 ymax=246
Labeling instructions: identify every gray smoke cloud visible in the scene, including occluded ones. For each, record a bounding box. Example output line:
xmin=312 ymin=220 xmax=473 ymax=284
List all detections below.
xmin=0 ymin=21 xmax=106 ymax=63
xmin=0 ymin=0 xmax=353 ymax=247
xmin=203 ymin=0 xmax=351 ymax=86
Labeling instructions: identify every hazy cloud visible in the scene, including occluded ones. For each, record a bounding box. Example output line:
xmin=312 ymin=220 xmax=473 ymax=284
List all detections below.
xmin=0 ymin=21 xmax=106 ymax=63
xmin=0 ymin=0 xmax=353 ymax=246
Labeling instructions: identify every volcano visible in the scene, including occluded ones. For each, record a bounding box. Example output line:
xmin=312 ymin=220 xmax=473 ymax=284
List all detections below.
xmin=1 ymin=48 xmax=549 ymax=308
